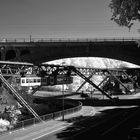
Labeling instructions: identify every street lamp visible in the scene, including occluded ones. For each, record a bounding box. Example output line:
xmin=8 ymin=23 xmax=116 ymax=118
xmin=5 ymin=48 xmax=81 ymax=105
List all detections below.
xmin=62 ymin=83 xmax=64 ymax=121
xmin=61 ymin=61 xmax=66 ymax=121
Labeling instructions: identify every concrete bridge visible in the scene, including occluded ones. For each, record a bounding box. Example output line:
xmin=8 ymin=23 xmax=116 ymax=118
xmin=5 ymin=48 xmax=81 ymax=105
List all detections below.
xmin=0 ymin=38 xmax=140 ymax=65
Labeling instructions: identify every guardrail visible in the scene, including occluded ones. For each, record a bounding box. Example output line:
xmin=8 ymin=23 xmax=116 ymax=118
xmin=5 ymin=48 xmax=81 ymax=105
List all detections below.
xmin=0 ymin=101 xmax=82 ymax=135
xmin=0 ymin=37 xmax=140 ymax=43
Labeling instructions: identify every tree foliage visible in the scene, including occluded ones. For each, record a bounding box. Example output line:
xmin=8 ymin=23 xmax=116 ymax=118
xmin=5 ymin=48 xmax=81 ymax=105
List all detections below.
xmin=109 ymin=0 xmax=140 ymax=29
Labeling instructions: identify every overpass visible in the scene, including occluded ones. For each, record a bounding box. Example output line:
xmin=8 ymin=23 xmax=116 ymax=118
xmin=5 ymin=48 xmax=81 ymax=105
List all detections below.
xmin=0 ymin=38 xmax=140 ymax=65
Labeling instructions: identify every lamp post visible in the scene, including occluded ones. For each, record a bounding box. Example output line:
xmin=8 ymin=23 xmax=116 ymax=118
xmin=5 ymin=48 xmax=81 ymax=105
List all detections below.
xmin=62 ymin=83 xmax=64 ymax=121
xmin=61 ymin=61 xmax=66 ymax=121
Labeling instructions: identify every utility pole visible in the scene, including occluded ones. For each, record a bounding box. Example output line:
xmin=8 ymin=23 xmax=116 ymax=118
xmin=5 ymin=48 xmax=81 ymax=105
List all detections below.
xmin=62 ymin=61 xmax=66 ymax=121
xmin=29 ymin=34 xmax=32 ymax=42
xmin=62 ymin=84 xmax=64 ymax=121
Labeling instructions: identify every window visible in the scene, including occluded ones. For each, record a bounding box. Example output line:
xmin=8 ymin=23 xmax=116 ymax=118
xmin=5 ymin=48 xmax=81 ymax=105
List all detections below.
xmin=37 ymin=79 xmax=41 ymax=83
xmin=34 ymin=79 xmax=37 ymax=83
xmin=22 ymin=79 xmax=25 ymax=83
xmin=30 ymin=79 xmax=33 ymax=83
xmin=26 ymin=79 xmax=29 ymax=83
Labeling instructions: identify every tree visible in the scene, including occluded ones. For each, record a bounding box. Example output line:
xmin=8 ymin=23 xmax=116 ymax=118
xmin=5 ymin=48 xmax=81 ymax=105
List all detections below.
xmin=109 ymin=0 xmax=140 ymax=29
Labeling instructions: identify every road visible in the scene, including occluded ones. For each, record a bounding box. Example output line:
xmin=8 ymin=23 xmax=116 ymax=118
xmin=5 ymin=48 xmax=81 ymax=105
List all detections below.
xmin=36 ymin=106 xmax=140 ymax=140
xmin=0 ymin=105 xmax=139 ymax=140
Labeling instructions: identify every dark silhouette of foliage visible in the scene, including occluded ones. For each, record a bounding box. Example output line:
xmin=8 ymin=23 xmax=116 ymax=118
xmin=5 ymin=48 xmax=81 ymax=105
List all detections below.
xmin=109 ymin=0 xmax=140 ymax=29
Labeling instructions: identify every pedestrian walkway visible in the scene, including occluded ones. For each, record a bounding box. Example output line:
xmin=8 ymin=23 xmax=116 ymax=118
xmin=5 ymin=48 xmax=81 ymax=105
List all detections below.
xmin=0 ymin=106 xmax=95 ymax=140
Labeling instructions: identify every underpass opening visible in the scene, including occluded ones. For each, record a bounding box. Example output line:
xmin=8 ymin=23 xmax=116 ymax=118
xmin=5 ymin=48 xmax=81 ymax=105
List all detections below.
xmin=43 ymin=57 xmax=140 ymax=69
xmin=42 ymin=57 xmax=140 ymax=97
xmin=5 ymin=50 xmax=16 ymax=60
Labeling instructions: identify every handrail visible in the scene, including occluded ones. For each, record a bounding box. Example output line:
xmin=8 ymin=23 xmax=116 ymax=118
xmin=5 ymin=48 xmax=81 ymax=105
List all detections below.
xmin=0 ymin=37 xmax=140 ymax=43
xmin=19 ymin=101 xmax=82 ymax=126
xmin=0 ymin=101 xmax=82 ymax=135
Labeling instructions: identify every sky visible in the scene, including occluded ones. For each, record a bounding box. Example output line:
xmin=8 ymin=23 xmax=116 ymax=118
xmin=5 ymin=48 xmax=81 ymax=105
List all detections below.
xmin=0 ymin=0 xmax=140 ymax=39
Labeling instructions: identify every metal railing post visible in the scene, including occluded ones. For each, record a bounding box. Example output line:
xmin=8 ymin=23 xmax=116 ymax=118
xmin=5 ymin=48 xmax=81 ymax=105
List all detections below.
xmin=22 ymin=121 xmax=24 ymax=129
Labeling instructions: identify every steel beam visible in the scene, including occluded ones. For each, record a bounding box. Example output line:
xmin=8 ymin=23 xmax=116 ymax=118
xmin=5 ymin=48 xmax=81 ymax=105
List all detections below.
xmin=76 ymin=72 xmax=94 ymax=93
xmin=0 ymin=74 xmax=42 ymax=121
xmin=92 ymin=76 xmax=110 ymax=93
xmin=107 ymin=70 xmax=133 ymax=94
xmin=72 ymin=67 xmax=113 ymax=100
xmin=123 ymin=71 xmax=135 ymax=84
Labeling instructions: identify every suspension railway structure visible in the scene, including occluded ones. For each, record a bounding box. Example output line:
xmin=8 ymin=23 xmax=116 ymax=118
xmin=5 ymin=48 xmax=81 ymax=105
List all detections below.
xmin=0 ymin=61 xmax=140 ymax=121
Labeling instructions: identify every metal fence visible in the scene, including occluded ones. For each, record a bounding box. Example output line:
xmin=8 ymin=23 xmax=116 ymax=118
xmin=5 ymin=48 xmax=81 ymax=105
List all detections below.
xmin=0 ymin=101 xmax=82 ymax=135
xmin=0 ymin=37 xmax=140 ymax=43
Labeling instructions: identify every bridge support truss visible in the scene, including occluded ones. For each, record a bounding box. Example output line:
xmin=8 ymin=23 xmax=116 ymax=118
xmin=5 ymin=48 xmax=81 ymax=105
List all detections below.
xmin=0 ymin=62 xmax=42 ymax=121
xmin=38 ymin=64 xmax=140 ymax=100
xmin=76 ymin=72 xmax=94 ymax=93
xmin=0 ymin=74 xmax=42 ymax=121
xmin=71 ymin=67 xmax=113 ymax=100
xmin=107 ymin=70 xmax=133 ymax=94
xmin=73 ymin=67 xmax=140 ymax=100
xmin=92 ymin=76 xmax=110 ymax=93
xmin=0 ymin=62 xmax=139 ymax=104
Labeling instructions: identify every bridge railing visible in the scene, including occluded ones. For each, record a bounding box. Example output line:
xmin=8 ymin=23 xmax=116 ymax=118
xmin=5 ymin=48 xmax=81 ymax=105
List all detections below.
xmin=0 ymin=37 xmax=140 ymax=43
xmin=0 ymin=101 xmax=82 ymax=136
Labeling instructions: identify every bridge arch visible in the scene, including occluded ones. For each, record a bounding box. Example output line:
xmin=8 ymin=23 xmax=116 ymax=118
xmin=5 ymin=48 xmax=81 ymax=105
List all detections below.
xmin=28 ymin=41 xmax=140 ymax=66
xmin=44 ymin=57 xmax=139 ymax=68
xmin=5 ymin=50 xmax=16 ymax=60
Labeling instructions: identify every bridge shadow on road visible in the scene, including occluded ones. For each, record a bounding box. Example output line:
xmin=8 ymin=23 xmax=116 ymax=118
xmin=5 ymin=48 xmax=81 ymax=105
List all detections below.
xmin=56 ymin=98 xmax=140 ymax=140
xmin=56 ymin=106 xmax=140 ymax=140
